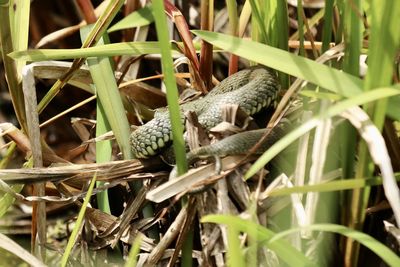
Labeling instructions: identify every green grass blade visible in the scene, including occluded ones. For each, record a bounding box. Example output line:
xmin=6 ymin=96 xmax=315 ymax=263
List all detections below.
xmin=124 ymin=234 xmax=142 ymax=267
xmin=201 ymin=215 xmax=316 ymax=267
xmin=95 ymin=98 xmax=112 ymax=214
xmin=82 ymin=26 xmax=133 ymax=160
xmin=340 ymin=0 xmax=361 ymax=191
xmin=192 ymin=30 xmax=400 ymax=120
xmin=34 ymin=0 xmax=125 ymax=115
xmin=297 ymin=0 xmax=305 ymax=56
xmin=276 ymin=1 xmax=289 ymax=87
xmin=152 ymin=0 xmax=187 ymax=175
xmin=226 ymin=0 xmax=238 ymax=36
xmin=363 ymin=0 xmax=400 ymax=128
xmin=80 ymin=27 xmax=112 ymax=214
xmin=61 ymin=174 xmax=97 ymax=267
xmin=268 ymin=174 xmax=400 ymax=196
xmin=0 ymin=144 xmax=23 ymax=218
xmin=9 ymin=0 xmax=30 ymax=74
xmin=343 ymin=0 xmax=362 ymax=77
xmin=0 ymin=0 xmax=27 ymax=130
xmin=9 ymin=42 xmax=171 ymax=61
xmin=321 ymin=0 xmax=334 ymax=52
xmin=245 ymin=88 xmax=400 ymax=179
xmin=248 ymin=0 xmax=267 ymax=43
xmin=193 ymin=30 xmax=363 ymax=97
xmin=226 ymin=225 xmax=245 ymax=267
xmin=269 ymin=224 xmax=400 ymax=267
xmin=108 ymin=4 xmax=154 ymax=33
xmin=347 ymin=4 xmax=400 ymax=263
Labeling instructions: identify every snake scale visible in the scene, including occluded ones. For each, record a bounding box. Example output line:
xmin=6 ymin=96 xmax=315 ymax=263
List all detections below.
xmin=130 ymin=66 xmax=281 ymax=160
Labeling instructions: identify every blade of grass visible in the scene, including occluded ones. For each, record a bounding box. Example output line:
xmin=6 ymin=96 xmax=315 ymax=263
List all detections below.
xmin=267 ymin=174 xmax=400 ymax=196
xmin=0 ymin=233 xmax=45 ymax=267
xmin=94 ymin=93 xmax=111 ymax=214
xmin=340 ymin=0 xmax=361 ymax=213
xmin=227 ymin=225 xmax=245 ymax=267
xmin=0 ymin=0 xmax=27 ymax=130
xmin=8 ymin=41 xmax=195 ymax=61
xmin=80 ymin=23 xmax=111 ymax=215
xmin=193 ymin=30 xmax=362 ymax=96
xmin=0 ymin=142 xmax=24 ymax=218
xmin=275 ymin=1 xmax=289 ymax=87
xmin=108 ymin=4 xmax=154 ymax=33
xmin=201 ymin=215 xmax=316 ymax=267
xmin=348 ymin=2 xmax=400 ymax=265
xmin=152 ymin=0 xmax=187 ymax=176
xmin=296 ymin=0 xmax=305 ymax=56
xmin=248 ymin=0 xmax=267 ymax=43
xmin=81 ymin=26 xmax=132 ymax=160
xmin=35 ymin=0 xmax=125 ymax=115
xmin=341 ymin=4 xmax=363 ymax=262
xmin=335 ymin=0 xmax=344 ymax=44
xmin=9 ymin=0 xmax=30 ymax=74
xmin=289 ymin=8 xmax=325 ymax=41
xmin=61 ymin=174 xmax=97 ymax=267
xmin=192 ymin=30 xmax=400 ymax=120
xmin=321 ymin=0 xmax=334 ymax=52
xmin=269 ymin=224 xmax=400 ymax=267
xmin=124 ymin=234 xmax=142 ymax=267
xmin=152 ymin=1 xmax=189 ymax=265
xmin=244 ymin=88 xmax=400 ymax=179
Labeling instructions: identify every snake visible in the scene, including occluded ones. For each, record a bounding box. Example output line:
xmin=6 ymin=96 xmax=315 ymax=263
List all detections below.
xmin=130 ymin=66 xmax=280 ymax=160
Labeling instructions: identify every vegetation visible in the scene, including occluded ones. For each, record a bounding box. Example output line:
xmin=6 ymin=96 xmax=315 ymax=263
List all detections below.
xmin=0 ymin=0 xmax=399 ymax=266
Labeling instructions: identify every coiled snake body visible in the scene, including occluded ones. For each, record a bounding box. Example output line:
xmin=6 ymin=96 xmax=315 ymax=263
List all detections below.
xmin=130 ymin=66 xmax=280 ymax=159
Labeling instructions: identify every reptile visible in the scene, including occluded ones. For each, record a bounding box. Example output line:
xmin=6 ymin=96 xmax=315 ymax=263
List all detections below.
xmin=130 ymin=66 xmax=280 ymax=160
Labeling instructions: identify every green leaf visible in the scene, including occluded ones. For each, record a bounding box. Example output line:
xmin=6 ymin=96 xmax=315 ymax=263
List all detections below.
xmin=268 ymin=174 xmax=400 ymax=196
xmin=245 ymin=88 xmax=400 ymax=179
xmin=9 ymin=42 xmax=168 ymax=61
xmin=108 ymin=5 xmax=154 ymax=33
xmin=269 ymin=224 xmax=400 ymax=267
xmin=81 ymin=26 xmax=133 ymax=159
xmin=124 ymin=234 xmax=142 ymax=267
xmin=61 ymin=175 xmax=97 ymax=267
xmin=201 ymin=215 xmax=316 ymax=267
xmin=152 ymin=0 xmax=187 ymax=175
xmin=193 ymin=30 xmax=363 ymax=97
xmin=192 ymin=30 xmax=400 ymax=120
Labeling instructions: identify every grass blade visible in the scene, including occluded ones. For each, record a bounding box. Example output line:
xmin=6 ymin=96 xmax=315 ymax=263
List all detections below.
xmin=269 ymin=224 xmax=400 ymax=267
xmin=108 ymin=4 xmax=154 ymax=33
xmin=124 ymin=234 xmax=142 ymax=267
xmin=245 ymin=88 xmax=400 ymax=179
xmin=201 ymin=215 xmax=316 ymax=267
xmin=192 ymin=30 xmax=400 ymax=120
xmin=152 ymin=0 xmax=187 ymax=175
xmin=61 ymin=174 xmax=97 ymax=267
xmin=82 ymin=26 xmax=133 ymax=159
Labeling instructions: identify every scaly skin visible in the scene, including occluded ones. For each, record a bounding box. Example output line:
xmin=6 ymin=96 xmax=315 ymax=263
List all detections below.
xmin=186 ymin=122 xmax=288 ymax=164
xmin=130 ymin=66 xmax=279 ymax=158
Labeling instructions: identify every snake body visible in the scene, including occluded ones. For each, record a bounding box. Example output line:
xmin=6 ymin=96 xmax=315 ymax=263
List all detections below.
xmin=130 ymin=66 xmax=279 ymax=159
